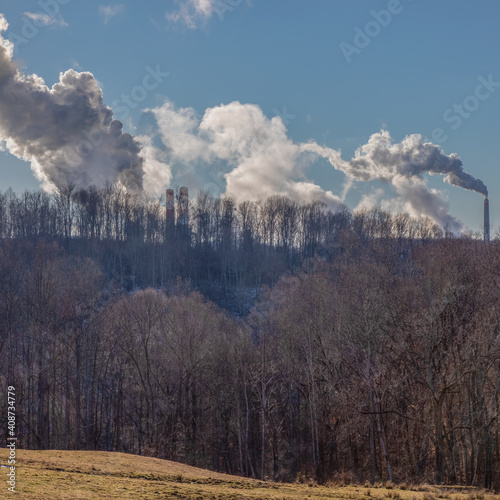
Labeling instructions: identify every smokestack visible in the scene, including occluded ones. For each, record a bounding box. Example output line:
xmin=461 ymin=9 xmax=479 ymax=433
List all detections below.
xmin=166 ymin=189 xmax=175 ymax=228
xmin=484 ymin=197 xmax=490 ymax=242
xmin=178 ymin=187 xmax=189 ymax=226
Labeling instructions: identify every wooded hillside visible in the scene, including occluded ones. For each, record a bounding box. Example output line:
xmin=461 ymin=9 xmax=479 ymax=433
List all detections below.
xmin=1 ymin=186 xmax=499 ymax=488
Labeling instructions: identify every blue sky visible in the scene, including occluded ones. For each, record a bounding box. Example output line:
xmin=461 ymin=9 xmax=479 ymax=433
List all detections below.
xmin=0 ymin=0 xmax=499 ymax=234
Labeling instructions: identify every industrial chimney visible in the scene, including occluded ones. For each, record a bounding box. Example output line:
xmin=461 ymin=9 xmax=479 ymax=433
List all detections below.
xmin=178 ymin=187 xmax=189 ymax=226
xmin=484 ymin=197 xmax=490 ymax=242
xmin=166 ymin=189 xmax=175 ymax=228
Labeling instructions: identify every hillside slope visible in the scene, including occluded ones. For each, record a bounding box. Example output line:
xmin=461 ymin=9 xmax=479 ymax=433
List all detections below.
xmin=0 ymin=449 xmax=496 ymax=499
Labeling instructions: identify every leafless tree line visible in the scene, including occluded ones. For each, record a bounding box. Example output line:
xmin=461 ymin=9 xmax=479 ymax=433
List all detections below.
xmin=1 ymin=187 xmax=499 ymax=487
xmin=0 ymin=185 xmax=446 ymax=293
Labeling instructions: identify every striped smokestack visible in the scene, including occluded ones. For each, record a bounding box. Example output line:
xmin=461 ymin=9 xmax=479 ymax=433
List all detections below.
xmin=484 ymin=197 xmax=490 ymax=242
xmin=166 ymin=189 xmax=175 ymax=233
xmin=166 ymin=189 xmax=175 ymax=219
xmin=178 ymin=187 xmax=189 ymax=226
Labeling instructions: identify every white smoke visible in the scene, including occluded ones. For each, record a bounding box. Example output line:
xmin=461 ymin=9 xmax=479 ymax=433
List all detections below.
xmin=301 ymin=131 xmax=487 ymax=231
xmin=349 ymin=130 xmax=487 ymax=196
xmin=0 ymin=14 xmax=145 ymax=192
xmin=138 ymin=135 xmax=172 ymax=196
xmin=391 ymin=175 xmax=462 ymax=232
xmin=148 ymin=100 xmax=343 ymax=208
xmin=148 ymin=100 xmax=209 ymax=164
xmin=0 ymin=12 xmax=487 ymax=231
xmin=301 ymin=130 xmax=487 ymax=197
xmin=148 ymin=103 xmax=486 ymax=231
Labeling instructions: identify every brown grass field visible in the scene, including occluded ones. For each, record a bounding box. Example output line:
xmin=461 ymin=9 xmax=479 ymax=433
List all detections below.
xmin=1 ymin=449 xmax=500 ymax=499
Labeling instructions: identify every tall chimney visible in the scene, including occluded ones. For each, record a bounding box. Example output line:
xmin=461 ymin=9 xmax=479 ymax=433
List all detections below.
xmin=179 ymin=187 xmax=189 ymax=226
xmin=166 ymin=189 xmax=175 ymax=228
xmin=484 ymin=197 xmax=490 ymax=242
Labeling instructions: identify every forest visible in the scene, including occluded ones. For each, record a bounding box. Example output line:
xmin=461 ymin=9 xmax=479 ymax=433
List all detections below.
xmin=1 ymin=185 xmax=500 ymax=489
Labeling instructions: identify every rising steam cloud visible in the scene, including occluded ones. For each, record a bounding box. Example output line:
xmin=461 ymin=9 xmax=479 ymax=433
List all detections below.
xmin=301 ymin=131 xmax=488 ymax=231
xmin=147 ymin=100 xmax=487 ymax=232
xmin=146 ymin=100 xmax=343 ymax=207
xmin=0 ymin=13 xmax=488 ymax=232
xmin=0 ymin=14 xmax=143 ymax=192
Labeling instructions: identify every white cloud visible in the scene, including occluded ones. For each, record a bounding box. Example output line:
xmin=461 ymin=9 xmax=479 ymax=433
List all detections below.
xmin=166 ymin=0 xmax=247 ymax=28
xmin=148 ymin=100 xmax=344 ymax=209
xmin=356 ymin=188 xmax=385 ymax=211
xmin=302 ymin=131 xmax=476 ymax=232
xmin=99 ymin=5 xmax=125 ymax=24
xmin=0 ymin=14 xmax=14 ymax=60
xmin=147 ymin=100 xmax=209 ymax=164
xmin=138 ymin=135 xmax=173 ymax=197
xmin=24 ymin=12 xmax=68 ymax=27
xmin=146 ymin=100 xmax=486 ymax=231
xmin=391 ymin=175 xmax=462 ymax=232
xmin=166 ymin=0 xmax=213 ymax=28
xmin=0 ymin=18 xmax=145 ymax=193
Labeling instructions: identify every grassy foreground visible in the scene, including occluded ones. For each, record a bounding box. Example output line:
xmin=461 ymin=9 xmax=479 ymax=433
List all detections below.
xmin=1 ymin=449 xmax=499 ymax=499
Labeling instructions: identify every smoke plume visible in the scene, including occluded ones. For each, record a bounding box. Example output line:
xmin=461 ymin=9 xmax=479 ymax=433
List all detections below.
xmin=0 ymin=13 xmax=487 ymax=232
xmin=302 ymin=130 xmax=487 ymax=196
xmin=147 ymin=101 xmax=486 ymax=231
xmin=302 ymin=130 xmax=488 ymax=231
xmin=147 ymin=100 xmax=343 ymax=208
xmin=0 ymin=14 xmax=144 ymax=192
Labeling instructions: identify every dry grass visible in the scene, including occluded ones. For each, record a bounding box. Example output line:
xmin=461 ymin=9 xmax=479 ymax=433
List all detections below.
xmin=1 ymin=449 xmax=500 ymax=499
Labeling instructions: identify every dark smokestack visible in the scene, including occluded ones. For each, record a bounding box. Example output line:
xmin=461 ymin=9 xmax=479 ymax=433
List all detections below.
xmin=484 ymin=197 xmax=490 ymax=242
xmin=166 ymin=189 xmax=175 ymax=228
xmin=178 ymin=187 xmax=189 ymax=226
